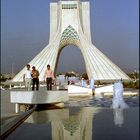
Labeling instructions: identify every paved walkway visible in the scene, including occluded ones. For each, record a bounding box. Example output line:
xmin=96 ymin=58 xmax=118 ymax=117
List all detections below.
xmin=1 ymin=90 xmax=16 ymax=119
xmin=0 ymin=86 xmax=65 ymax=122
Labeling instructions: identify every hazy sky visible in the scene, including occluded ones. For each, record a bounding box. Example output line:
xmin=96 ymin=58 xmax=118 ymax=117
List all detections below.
xmin=1 ymin=0 xmax=139 ymax=74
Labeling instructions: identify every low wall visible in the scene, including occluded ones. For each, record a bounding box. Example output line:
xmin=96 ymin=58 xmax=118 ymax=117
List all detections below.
xmin=10 ymin=91 xmax=69 ymax=104
xmin=68 ymin=85 xmax=93 ymax=96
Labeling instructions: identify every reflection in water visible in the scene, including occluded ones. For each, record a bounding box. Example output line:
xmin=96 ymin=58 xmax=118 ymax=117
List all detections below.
xmin=51 ymin=107 xmax=99 ymax=140
xmin=62 ymin=116 xmax=80 ymax=136
xmin=60 ymin=107 xmax=99 ymax=139
xmin=6 ymin=107 xmax=139 ymax=140
xmin=113 ymin=109 xmax=124 ymax=127
xmin=25 ymin=107 xmax=100 ymax=140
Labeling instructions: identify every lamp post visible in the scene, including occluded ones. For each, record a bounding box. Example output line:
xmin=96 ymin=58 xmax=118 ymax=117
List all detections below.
xmin=12 ymin=63 xmax=15 ymax=78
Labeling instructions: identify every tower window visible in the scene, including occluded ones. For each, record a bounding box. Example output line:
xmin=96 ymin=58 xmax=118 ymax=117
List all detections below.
xmin=62 ymin=4 xmax=77 ymax=9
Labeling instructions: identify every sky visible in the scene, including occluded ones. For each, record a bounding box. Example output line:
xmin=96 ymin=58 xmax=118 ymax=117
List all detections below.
xmin=1 ymin=0 xmax=139 ymax=75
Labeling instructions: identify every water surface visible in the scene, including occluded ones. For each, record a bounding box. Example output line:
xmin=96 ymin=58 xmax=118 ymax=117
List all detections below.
xmin=6 ymin=106 xmax=139 ymax=140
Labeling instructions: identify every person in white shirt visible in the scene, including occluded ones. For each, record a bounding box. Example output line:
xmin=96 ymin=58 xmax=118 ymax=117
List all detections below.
xmin=23 ymin=64 xmax=32 ymax=91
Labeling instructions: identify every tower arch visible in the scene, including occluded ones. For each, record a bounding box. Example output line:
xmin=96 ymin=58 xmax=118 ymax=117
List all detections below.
xmin=55 ymin=44 xmax=86 ymax=75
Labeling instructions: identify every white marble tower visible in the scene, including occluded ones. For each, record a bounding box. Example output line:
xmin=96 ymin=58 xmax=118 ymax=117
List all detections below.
xmin=12 ymin=0 xmax=130 ymax=82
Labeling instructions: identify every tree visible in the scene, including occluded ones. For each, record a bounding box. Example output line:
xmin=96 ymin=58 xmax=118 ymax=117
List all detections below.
xmin=82 ymin=73 xmax=88 ymax=80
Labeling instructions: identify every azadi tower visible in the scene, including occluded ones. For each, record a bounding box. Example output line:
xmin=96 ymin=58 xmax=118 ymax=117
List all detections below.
xmin=12 ymin=0 xmax=130 ymax=82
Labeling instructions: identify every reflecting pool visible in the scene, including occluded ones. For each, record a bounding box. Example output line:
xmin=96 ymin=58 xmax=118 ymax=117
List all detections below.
xmin=6 ymin=106 xmax=139 ymax=140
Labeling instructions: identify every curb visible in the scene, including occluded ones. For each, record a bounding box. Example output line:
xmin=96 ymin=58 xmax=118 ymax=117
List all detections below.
xmin=0 ymin=105 xmax=37 ymax=139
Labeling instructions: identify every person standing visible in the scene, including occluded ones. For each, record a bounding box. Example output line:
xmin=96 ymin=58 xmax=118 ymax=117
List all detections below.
xmin=90 ymin=78 xmax=95 ymax=90
xmin=31 ymin=66 xmax=39 ymax=90
xmin=44 ymin=64 xmax=54 ymax=90
xmin=23 ymin=64 xmax=32 ymax=91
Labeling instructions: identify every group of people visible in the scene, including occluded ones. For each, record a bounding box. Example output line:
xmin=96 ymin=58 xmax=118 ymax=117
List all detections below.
xmin=23 ymin=64 xmax=54 ymax=91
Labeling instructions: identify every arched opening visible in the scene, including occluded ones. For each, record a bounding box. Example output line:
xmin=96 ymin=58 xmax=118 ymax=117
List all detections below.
xmin=55 ymin=45 xmax=86 ymax=76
